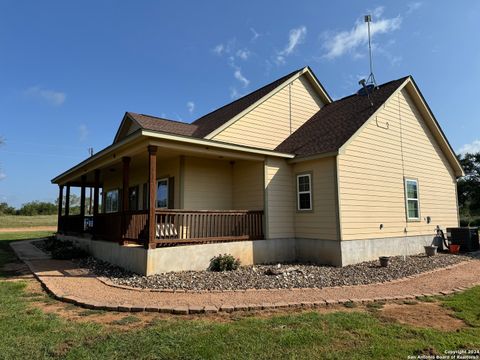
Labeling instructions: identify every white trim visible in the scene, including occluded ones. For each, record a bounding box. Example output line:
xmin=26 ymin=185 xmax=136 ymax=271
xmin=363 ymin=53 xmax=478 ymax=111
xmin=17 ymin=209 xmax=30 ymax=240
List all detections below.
xmin=404 ymin=178 xmax=420 ymax=220
xmin=296 ymin=174 xmax=312 ymax=211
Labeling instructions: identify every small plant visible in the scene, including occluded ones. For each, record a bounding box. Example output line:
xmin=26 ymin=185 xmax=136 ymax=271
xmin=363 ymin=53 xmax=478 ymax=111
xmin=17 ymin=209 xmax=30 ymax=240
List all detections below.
xmin=343 ymin=301 xmax=357 ymax=308
xmin=208 ymin=254 xmax=240 ymax=272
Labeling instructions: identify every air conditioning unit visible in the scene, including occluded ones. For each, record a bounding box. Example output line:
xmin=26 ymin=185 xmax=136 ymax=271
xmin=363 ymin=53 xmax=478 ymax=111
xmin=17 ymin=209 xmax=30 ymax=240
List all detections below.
xmin=446 ymin=227 xmax=480 ymax=252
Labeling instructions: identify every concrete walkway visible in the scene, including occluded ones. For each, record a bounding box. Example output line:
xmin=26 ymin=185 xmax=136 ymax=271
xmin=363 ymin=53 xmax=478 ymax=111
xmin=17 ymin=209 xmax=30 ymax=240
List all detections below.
xmin=10 ymin=240 xmax=480 ymax=315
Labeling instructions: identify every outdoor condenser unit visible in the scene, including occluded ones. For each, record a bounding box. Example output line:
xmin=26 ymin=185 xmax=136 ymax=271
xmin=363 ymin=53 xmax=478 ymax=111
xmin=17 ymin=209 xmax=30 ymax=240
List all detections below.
xmin=446 ymin=227 xmax=480 ymax=252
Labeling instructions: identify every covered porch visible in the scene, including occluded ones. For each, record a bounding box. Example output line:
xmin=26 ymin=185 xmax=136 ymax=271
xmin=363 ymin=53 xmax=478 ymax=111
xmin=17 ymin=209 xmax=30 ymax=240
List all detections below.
xmin=55 ymin=138 xmax=265 ymax=249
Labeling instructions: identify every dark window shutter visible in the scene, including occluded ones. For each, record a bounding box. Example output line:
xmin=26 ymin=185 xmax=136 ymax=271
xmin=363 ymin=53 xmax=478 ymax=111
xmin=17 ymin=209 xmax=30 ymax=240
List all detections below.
xmin=168 ymin=177 xmax=175 ymax=209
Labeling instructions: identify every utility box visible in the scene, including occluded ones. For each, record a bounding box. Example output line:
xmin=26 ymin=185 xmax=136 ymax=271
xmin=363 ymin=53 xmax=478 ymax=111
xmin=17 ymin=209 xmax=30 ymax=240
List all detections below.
xmin=446 ymin=227 xmax=479 ymax=252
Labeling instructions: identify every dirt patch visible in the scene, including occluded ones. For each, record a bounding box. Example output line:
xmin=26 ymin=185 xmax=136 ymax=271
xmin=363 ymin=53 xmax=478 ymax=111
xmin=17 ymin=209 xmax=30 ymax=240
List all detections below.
xmin=380 ymin=302 xmax=466 ymax=331
xmin=0 ymin=226 xmax=56 ymax=233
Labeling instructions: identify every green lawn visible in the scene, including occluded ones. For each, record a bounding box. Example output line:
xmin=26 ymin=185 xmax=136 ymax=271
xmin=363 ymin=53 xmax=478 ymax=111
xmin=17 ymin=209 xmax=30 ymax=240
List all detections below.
xmin=1 ymin=232 xmax=480 ymax=359
xmin=0 ymin=215 xmax=57 ymax=228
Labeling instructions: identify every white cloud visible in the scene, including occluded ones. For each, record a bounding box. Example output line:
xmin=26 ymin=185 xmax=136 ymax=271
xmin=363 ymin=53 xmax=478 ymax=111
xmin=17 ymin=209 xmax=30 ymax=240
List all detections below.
xmin=234 ymin=69 xmax=249 ymax=87
xmin=458 ymin=140 xmax=480 ymax=155
xmin=250 ymin=27 xmax=260 ymax=42
xmin=186 ymin=101 xmax=195 ymax=114
xmin=213 ymin=44 xmax=224 ymax=55
xmin=78 ymin=124 xmax=88 ymax=142
xmin=236 ymin=49 xmax=250 ymax=60
xmin=280 ymin=26 xmax=307 ymax=56
xmin=0 ymin=172 xmax=6 ymax=180
xmin=25 ymin=86 xmax=66 ymax=106
xmin=322 ymin=9 xmax=402 ymax=59
xmin=230 ymin=87 xmax=239 ymax=99
xmin=407 ymin=2 xmax=423 ymax=14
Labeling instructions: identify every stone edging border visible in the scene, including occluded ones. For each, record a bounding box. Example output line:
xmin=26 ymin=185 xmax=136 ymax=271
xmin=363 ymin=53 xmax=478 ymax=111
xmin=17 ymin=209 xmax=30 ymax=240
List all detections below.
xmin=21 ymin=259 xmax=480 ymax=315
xmin=95 ymin=259 xmax=475 ymax=294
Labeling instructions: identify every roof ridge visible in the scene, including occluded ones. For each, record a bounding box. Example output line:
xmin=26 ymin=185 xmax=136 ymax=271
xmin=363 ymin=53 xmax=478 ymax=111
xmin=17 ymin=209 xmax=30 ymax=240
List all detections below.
xmin=329 ymin=75 xmax=411 ymax=104
xmin=192 ymin=67 xmax=304 ymax=125
xmin=127 ymin=112 xmax=195 ymax=126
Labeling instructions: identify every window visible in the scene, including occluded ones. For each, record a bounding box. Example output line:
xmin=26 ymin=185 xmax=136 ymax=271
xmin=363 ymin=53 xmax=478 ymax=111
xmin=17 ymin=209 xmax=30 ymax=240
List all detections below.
xmin=129 ymin=186 xmax=139 ymax=211
xmin=297 ymin=174 xmax=312 ymax=211
xmin=105 ymin=189 xmax=119 ymax=213
xmin=157 ymin=178 xmax=169 ymax=208
xmin=405 ymin=179 xmax=420 ymax=220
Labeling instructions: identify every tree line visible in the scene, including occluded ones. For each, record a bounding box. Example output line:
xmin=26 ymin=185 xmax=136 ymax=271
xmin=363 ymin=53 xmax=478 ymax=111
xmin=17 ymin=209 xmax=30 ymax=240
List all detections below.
xmin=0 ymin=194 xmax=88 ymax=216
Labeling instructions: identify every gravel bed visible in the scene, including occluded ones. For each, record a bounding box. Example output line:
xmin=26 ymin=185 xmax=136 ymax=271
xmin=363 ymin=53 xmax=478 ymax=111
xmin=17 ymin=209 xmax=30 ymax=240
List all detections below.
xmin=77 ymin=252 xmax=475 ymax=291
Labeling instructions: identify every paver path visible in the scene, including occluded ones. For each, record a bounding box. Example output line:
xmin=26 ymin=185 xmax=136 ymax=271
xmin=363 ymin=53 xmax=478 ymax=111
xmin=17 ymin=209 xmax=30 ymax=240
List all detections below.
xmin=10 ymin=240 xmax=480 ymax=314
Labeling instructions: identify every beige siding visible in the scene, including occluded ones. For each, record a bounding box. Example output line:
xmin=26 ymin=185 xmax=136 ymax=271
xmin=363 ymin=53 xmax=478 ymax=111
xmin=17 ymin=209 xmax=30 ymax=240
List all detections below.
xmin=102 ymin=156 xmax=181 ymax=210
xmin=211 ymin=75 xmax=323 ymax=150
xmin=338 ymin=88 xmax=459 ymax=240
xmin=293 ymin=157 xmax=339 ymax=240
xmin=232 ymin=161 xmax=264 ymax=210
xmin=265 ymin=157 xmax=295 ymax=238
xmin=182 ymin=156 xmax=233 ymax=210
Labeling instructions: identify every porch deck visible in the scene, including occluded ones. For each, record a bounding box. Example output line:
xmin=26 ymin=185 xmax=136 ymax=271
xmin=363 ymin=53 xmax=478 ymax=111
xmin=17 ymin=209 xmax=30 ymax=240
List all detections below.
xmin=58 ymin=209 xmax=264 ymax=247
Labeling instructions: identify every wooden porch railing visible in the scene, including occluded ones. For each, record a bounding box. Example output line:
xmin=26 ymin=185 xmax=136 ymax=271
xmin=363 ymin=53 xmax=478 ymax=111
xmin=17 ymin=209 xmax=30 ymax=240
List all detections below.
xmin=58 ymin=209 xmax=264 ymax=246
xmin=154 ymin=209 xmax=264 ymax=245
xmin=58 ymin=214 xmax=84 ymax=234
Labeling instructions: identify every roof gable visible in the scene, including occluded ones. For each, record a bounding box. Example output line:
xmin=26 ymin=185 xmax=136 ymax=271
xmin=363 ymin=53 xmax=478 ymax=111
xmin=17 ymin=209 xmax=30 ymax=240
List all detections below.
xmin=276 ymin=76 xmax=463 ymax=177
xmin=276 ymin=77 xmax=408 ymax=156
xmin=200 ymin=66 xmax=332 ymax=139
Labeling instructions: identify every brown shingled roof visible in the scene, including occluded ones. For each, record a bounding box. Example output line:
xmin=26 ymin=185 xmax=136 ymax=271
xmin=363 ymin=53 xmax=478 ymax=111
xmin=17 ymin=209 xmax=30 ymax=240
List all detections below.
xmin=275 ymin=76 xmax=409 ymax=157
xmin=127 ymin=112 xmax=198 ymax=137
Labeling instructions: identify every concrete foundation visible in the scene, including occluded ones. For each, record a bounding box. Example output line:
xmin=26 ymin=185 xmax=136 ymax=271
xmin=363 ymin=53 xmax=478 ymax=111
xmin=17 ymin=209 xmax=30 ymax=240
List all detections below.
xmin=340 ymin=234 xmax=436 ymax=266
xmin=57 ymin=233 xmax=438 ymax=275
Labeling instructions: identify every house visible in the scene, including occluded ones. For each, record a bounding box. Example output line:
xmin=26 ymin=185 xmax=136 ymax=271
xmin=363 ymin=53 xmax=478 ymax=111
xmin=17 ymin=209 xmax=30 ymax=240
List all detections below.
xmin=52 ymin=66 xmax=464 ymax=275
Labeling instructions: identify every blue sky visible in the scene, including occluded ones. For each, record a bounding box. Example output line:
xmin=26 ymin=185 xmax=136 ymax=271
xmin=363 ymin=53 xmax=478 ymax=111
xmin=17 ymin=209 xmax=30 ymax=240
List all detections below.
xmin=1 ymin=1 xmax=479 ymax=208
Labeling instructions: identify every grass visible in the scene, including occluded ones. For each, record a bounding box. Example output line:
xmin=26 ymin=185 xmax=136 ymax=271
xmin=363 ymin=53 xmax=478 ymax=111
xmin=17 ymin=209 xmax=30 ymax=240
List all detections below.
xmin=0 ymin=231 xmax=480 ymax=359
xmin=0 ymin=215 xmax=57 ymax=228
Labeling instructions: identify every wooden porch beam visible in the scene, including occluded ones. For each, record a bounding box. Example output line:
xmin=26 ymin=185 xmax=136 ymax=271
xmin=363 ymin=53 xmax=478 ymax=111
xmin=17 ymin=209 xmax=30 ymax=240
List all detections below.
xmin=147 ymin=145 xmax=157 ymax=249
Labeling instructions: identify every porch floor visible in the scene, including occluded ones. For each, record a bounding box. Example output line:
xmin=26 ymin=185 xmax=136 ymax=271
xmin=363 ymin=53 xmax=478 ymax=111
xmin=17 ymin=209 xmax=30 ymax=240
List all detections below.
xmin=12 ymin=239 xmax=480 ymax=314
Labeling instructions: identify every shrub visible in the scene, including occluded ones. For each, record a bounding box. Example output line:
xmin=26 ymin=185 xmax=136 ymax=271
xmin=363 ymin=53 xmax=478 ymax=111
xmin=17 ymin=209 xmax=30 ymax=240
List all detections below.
xmin=208 ymin=254 xmax=240 ymax=272
xmin=50 ymin=240 xmax=88 ymax=260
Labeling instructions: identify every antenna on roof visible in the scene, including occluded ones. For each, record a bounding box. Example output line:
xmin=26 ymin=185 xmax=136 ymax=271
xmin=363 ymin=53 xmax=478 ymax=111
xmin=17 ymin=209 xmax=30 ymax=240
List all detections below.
xmin=364 ymin=14 xmax=377 ymax=86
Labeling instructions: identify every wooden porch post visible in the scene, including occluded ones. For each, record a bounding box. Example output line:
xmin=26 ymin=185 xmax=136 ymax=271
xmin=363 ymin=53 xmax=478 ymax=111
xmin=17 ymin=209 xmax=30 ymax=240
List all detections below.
xmin=92 ymin=169 xmax=100 ymax=239
xmin=65 ymin=184 xmax=71 ymax=217
xmin=57 ymin=185 xmax=64 ymax=232
xmin=147 ymin=145 xmax=157 ymax=249
xmin=93 ymin=169 xmax=100 ymax=216
xmin=120 ymin=157 xmax=130 ymax=245
xmin=80 ymin=175 xmax=86 ymax=217
xmin=80 ymin=175 xmax=86 ymax=233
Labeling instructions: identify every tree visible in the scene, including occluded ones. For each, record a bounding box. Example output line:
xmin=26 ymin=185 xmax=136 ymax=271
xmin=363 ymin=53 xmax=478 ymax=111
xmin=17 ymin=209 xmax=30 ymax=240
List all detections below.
xmin=17 ymin=201 xmax=57 ymax=216
xmin=0 ymin=202 xmax=15 ymax=215
xmin=457 ymin=152 xmax=480 ymax=224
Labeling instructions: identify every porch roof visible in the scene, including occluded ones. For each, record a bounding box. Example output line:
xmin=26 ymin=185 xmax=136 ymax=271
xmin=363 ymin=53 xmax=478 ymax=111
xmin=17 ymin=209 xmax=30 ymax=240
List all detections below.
xmin=51 ymin=129 xmax=294 ymax=186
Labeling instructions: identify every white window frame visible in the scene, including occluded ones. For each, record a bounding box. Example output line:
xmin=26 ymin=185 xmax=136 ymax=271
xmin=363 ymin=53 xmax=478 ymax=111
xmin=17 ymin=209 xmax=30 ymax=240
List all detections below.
xmin=105 ymin=189 xmax=119 ymax=213
xmin=405 ymin=178 xmax=420 ymax=221
xmin=156 ymin=178 xmax=169 ymax=209
xmin=297 ymin=174 xmax=312 ymax=211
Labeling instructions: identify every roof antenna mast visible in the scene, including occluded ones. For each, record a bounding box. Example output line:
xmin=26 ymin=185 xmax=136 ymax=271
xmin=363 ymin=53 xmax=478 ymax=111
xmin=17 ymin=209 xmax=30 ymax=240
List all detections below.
xmin=364 ymin=14 xmax=377 ymax=86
